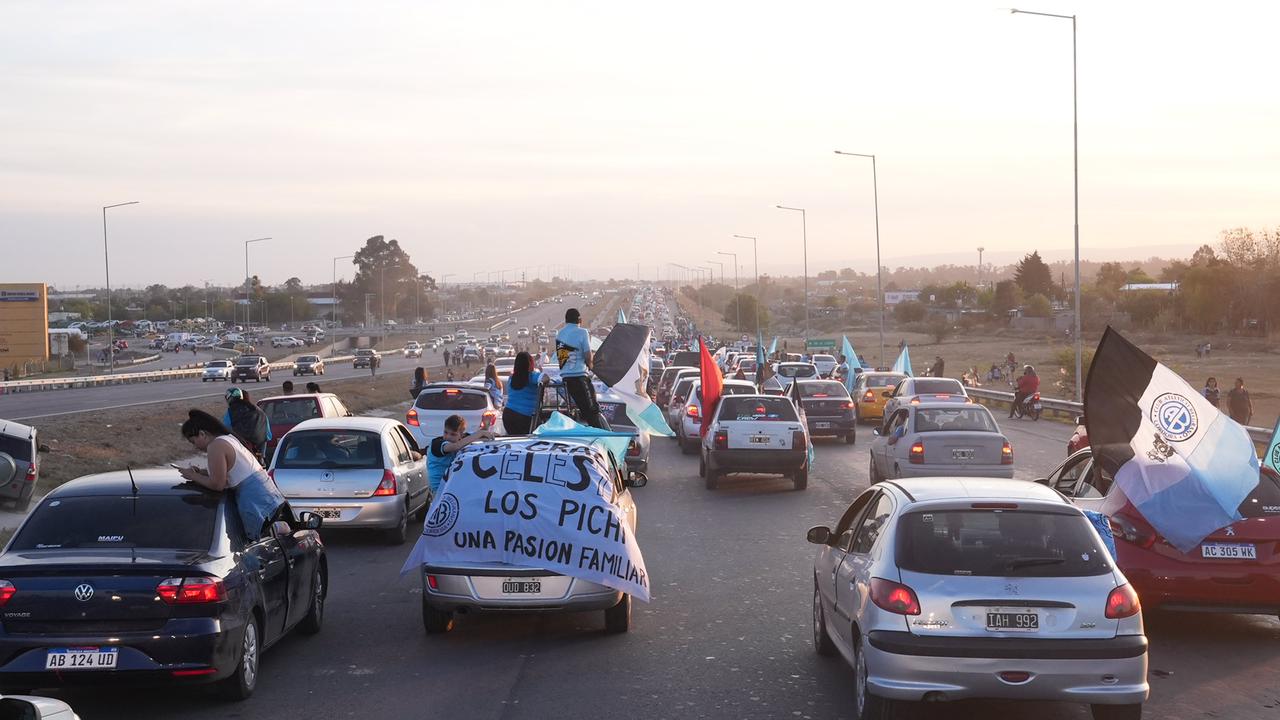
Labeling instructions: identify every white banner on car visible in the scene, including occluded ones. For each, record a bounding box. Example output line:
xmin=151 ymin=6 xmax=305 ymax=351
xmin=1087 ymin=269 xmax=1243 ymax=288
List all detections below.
xmin=399 ymin=438 xmax=651 ymax=601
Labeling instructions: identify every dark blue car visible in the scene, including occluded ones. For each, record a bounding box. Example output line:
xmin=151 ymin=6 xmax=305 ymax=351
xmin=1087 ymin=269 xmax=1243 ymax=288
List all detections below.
xmin=794 ymin=379 xmax=857 ymax=445
xmin=0 ymin=469 xmax=326 ymax=699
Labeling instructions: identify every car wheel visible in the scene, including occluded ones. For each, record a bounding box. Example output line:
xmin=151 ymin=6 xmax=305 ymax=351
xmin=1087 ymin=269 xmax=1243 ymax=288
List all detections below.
xmin=383 ymin=504 xmax=409 ymax=545
xmin=422 ymin=598 xmax=455 ymax=634
xmin=844 ymin=431 xmax=856 ymax=445
xmin=218 ymin=615 xmax=261 ymax=701
xmin=698 ymin=453 xmax=706 ymax=478
xmin=604 ymin=593 xmax=631 ymax=634
xmin=813 ymin=582 xmax=837 ymax=657
xmin=298 ymin=567 xmax=325 ymax=635
xmin=705 ymin=466 xmax=719 ymax=491
xmin=202 ymin=378 xmax=208 ymax=382
xmin=852 ymin=632 xmax=893 ymax=720
xmin=793 ymin=466 xmax=808 ymax=490
xmin=680 ymin=436 xmax=696 ymax=455
xmin=1090 ymin=704 xmax=1143 ymax=720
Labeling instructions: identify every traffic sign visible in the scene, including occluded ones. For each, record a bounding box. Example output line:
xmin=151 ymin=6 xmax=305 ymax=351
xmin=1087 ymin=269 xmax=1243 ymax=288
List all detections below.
xmin=805 ymin=338 xmax=836 ymax=350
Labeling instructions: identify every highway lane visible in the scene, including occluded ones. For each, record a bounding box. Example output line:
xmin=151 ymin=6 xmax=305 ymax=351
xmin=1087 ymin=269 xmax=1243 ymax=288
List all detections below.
xmin=38 ymin=417 xmax=1280 ymax=720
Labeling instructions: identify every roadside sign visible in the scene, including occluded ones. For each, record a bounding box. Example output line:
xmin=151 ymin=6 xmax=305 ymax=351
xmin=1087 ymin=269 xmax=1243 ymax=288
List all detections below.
xmin=805 ymin=338 xmax=836 ymax=350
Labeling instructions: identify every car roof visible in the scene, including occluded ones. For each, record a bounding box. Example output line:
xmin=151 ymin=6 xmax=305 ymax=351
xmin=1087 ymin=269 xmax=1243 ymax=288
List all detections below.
xmin=257 ymin=393 xmax=340 ymax=403
xmin=420 ymin=382 xmax=486 ymax=392
xmin=863 ymin=371 xmax=907 ymax=378
xmin=288 ymin=416 xmax=401 ymax=433
xmin=49 ymin=468 xmax=219 ymax=499
xmin=0 ymin=419 xmax=36 ymax=440
xmin=886 ymin=477 xmax=1066 ymax=505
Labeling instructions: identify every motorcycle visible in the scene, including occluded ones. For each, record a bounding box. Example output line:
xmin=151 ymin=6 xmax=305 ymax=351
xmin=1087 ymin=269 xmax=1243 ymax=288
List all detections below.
xmin=1012 ymin=392 xmax=1042 ymax=421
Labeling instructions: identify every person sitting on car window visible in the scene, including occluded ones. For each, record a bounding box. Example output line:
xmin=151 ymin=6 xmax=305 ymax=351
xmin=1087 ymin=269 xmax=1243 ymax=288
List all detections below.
xmin=427 ymin=415 xmax=495 ymax=499
xmin=281 ymin=380 xmax=294 ymax=395
xmin=177 ymin=409 xmax=291 ymax=540
xmin=306 ymin=381 xmax=321 ymax=393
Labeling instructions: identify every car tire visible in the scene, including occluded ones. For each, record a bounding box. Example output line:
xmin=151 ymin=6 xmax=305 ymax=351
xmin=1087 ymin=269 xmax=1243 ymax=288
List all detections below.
xmin=698 ymin=453 xmax=706 ymax=478
xmin=1090 ymin=704 xmax=1143 ymax=720
xmin=202 ymin=378 xmax=208 ymax=382
xmin=298 ymin=567 xmax=325 ymax=635
xmin=793 ymin=467 xmax=808 ymax=490
xmin=218 ymin=615 xmax=261 ymax=701
xmin=869 ymin=458 xmax=882 ymax=484
xmin=705 ymin=467 xmax=719 ymax=491
xmin=422 ymin=598 xmax=455 ymax=634
xmin=813 ymin=582 xmax=837 ymax=657
xmin=680 ymin=436 xmax=696 ymax=455
xmin=844 ymin=432 xmax=856 ymax=445
xmin=384 ymin=505 xmax=409 ymax=545
xmin=604 ymin=593 xmax=631 ymax=634
xmin=852 ymin=632 xmax=894 ymax=720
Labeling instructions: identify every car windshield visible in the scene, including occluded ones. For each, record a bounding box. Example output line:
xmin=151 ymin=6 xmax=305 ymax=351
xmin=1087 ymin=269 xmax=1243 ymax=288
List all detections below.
xmin=867 ymin=374 xmax=904 ymax=388
xmin=778 ymin=365 xmax=816 ymax=378
xmin=416 ymin=389 xmax=488 ymax=411
xmin=736 ymin=359 xmax=757 ymax=371
xmin=813 ymin=355 xmax=835 ymax=363
xmin=0 ymin=434 xmax=31 ymax=462
xmin=275 ymin=430 xmax=385 ymax=469
xmin=798 ymin=381 xmax=847 ymax=398
xmin=896 ymin=509 xmax=1110 ymax=578
xmin=206 ymin=360 xmax=230 ymax=368
xmin=299 ymin=356 xmax=320 ymax=363
xmin=258 ymin=398 xmax=323 ymax=424
xmin=600 ymin=402 xmax=634 ymax=427
xmin=914 ymin=407 xmax=998 ymax=433
xmin=912 ymin=379 xmax=964 ymax=394
xmin=1238 ymin=471 xmax=1280 ymax=518
xmin=235 ymin=356 xmax=262 ymax=366
xmin=719 ymin=397 xmax=799 ymax=422
xmin=11 ymin=494 xmax=220 ymax=551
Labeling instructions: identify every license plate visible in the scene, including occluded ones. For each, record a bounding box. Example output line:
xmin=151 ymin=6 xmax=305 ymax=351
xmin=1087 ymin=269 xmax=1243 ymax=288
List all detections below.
xmin=750 ymin=435 xmax=771 ymax=444
xmin=952 ymin=448 xmax=975 ymax=460
xmin=815 ymin=422 xmax=831 ymax=429
xmin=502 ymin=580 xmax=542 ymax=594
xmin=315 ymin=508 xmax=343 ymax=519
xmin=1201 ymin=543 xmax=1257 ymax=559
xmin=45 ymin=648 xmax=118 ymax=670
xmin=986 ymin=612 xmax=1039 ymax=631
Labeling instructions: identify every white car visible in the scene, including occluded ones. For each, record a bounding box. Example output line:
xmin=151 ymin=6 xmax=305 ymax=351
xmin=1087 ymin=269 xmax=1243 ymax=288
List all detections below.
xmin=811 ymin=353 xmax=838 ymax=378
xmin=497 ymin=344 xmax=515 ymax=358
xmin=406 ymin=382 xmax=503 ymax=449
xmin=699 ymin=394 xmax=811 ymax=491
xmin=494 ymin=356 xmax=516 ymax=379
xmin=870 ymin=402 xmax=1014 ymax=482
xmin=201 ymin=359 xmax=233 ymax=382
xmin=763 ymin=362 xmax=819 ymax=395
xmin=271 ymin=336 xmax=304 ymax=348
xmin=881 ymin=377 xmax=970 ymax=419
xmin=675 ymin=379 xmax=759 ymax=454
xmin=404 ymin=341 xmax=423 ymax=358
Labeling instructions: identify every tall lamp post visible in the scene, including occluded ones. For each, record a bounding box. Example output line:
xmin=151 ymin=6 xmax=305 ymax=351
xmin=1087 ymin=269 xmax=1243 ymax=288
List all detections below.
xmin=332 ymin=254 xmax=354 ymax=328
xmin=718 ymin=250 xmax=740 ymax=332
xmin=243 ymin=237 xmax=270 ymax=329
xmin=775 ymin=206 xmax=809 ymax=343
xmin=706 ymin=259 xmax=724 ymax=286
xmin=102 ymin=201 xmax=140 ymax=373
xmin=833 ymin=150 xmax=884 ymax=366
xmin=977 ymin=247 xmax=985 ymax=289
xmin=441 ymin=273 xmax=455 ymax=319
xmin=1010 ymin=8 xmax=1082 ymax=401
xmin=732 ymin=234 xmax=759 ymax=335
xmin=381 ymin=262 xmax=400 ymax=347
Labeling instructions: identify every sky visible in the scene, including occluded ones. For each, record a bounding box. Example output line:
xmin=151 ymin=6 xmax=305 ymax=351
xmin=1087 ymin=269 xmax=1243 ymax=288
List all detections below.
xmin=3 ymin=0 xmax=1279 ymax=290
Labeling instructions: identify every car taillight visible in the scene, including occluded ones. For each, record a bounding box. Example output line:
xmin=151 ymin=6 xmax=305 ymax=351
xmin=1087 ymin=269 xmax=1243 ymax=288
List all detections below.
xmin=870 ymin=577 xmax=920 ymax=615
xmin=1105 ymin=584 xmax=1141 ymax=619
xmin=909 ymin=441 xmax=924 ymax=464
xmin=714 ymin=430 xmax=728 ymax=449
xmin=863 ymin=390 xmax=874 ymax=402
xmin=627 ymin=440 xmax=641 ymax=456
xmin=686 ymin=405 xmax=699 ymax=418
xmin=1001 ymin=441 xmax=1013 ymax=464
xmin=24 ymin=465 xmax=35 ymax=483
xmin=842 ymin=400 xmax=855 ymax=409
xmin=482 ymin=410 xmax=497 ymax=429
xmin=157 ymin=577 xmax=225 ymax=604
xmin=0 ymin=580 xmax=15 ymax=606
xmin=793 ymin=430 xmax=807 ymax=451
xmin=1110 ymin=512 xmax=1156 ymax=548
xmin=910 ymin=397 xmax=921 ymax=404
xmin=407 ymin=408 xmax=420 ymax=427
xmin=373 ymin=469 xmax=397 ymax=496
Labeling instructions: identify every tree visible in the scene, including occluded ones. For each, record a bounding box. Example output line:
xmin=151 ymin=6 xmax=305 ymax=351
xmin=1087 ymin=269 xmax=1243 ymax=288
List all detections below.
xmin=1094 ymin=262 xmax=1128 ymax=295
xmin=992 ymin=280 xmax=1023 ymax=316
xmin=724 ymin=294 xmax=769 ymax=332
xmin=893 ymin=301 xmax=926 ymax=323
xmin=838 ymin=267 xmax=858 ymax=280
xmin=343 ymin=235 xmax=421 ymax=324
xmin=1014 ymin=251 xmax=1054 ymax=298
xmin=1025 ymin=293 xmax=1051 ymax=318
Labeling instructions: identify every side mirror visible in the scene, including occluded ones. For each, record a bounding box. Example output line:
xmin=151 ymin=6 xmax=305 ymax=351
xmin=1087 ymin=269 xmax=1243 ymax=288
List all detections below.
xmin=1034 ymin=477 xmax=1052 ymax=487
xmin=296 ymin=511 xmax=324 ymax=531
xmin=806 ymin=525 xmax=833 ymax=545
xmin=625 ymin=471 xmax=649 ymax=488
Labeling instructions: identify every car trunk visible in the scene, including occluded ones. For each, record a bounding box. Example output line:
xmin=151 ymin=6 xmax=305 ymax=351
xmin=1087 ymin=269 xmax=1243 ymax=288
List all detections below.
xmin=273 ymin=466 xmax=387 ymax=499
xmin=918 ymin=431 xmax=1005 ymax=466
xmin=722 ymin=420 xmax=799 ymax=450
xmin=1145 ymin=515 xmax=1280 ymax=566
xmin=801 ymin=398 xmax=851 ymax=418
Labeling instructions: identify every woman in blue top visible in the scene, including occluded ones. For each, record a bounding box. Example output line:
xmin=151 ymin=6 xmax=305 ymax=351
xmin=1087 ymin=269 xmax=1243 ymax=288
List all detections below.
xmin=502 ymin=352 xmax=543 ymax=435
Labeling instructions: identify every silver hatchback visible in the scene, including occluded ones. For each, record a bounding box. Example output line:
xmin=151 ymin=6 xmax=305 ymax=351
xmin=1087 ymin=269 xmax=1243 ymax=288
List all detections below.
xmin=808 ymin=477 xmax=1147 ymax=720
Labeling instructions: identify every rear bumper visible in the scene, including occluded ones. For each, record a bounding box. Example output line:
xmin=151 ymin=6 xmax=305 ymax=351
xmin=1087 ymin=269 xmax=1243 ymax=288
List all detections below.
xmin=865 ymin=630 xmax=1149 ymax=704
xmin=1119 ymin=548 xmax=1280 ymax=613
xmin=894 ymin=463 xmax=1014 ymax=479
xmin=422 ymin=566 xmax=622 ymax=613
xmin=0 ymin=475 xmax=35 ymax=503
xmin=857 ymin=402 xmax=886 ymax=421
xmin=805 ymin=416 xmax=855 ymax=436
xmin=286 ymin=495 xmax=405 ymax=529
xmin=707 ymin=448 xmax=806 ymax=474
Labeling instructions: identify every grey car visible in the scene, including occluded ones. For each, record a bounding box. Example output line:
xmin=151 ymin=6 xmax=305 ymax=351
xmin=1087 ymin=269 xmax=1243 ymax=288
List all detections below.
xmin=0 ymin=419 xmax=44 ymax=511
xmin=269 ymin=417 xmax=430 ymax=545
xmin=869 ymin=402 xmax=1013 ymax=482
xmin=808 ymin=477 xmax=1148 ymax=720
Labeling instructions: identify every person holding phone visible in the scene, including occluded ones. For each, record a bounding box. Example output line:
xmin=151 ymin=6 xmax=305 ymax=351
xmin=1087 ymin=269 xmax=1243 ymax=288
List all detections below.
xmin=176 ymin=409 xmax=290 ymax=540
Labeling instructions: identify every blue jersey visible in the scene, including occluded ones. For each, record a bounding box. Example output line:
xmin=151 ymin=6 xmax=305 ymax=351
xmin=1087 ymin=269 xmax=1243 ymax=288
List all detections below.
xmin=555 ymin=323 xmax=591 ymax=378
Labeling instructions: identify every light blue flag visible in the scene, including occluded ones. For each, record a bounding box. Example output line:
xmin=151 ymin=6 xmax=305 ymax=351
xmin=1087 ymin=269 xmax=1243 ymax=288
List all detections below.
xmin=841 ymin=336 xmax=863 ymax=395
xmin=1265 ymin=417 xmax=1280 ymax=474
xmin=533 ymin=411 xmax=635 ymax=468
xmin=768 ymin=336 xmax=778 ymax=355
xmin=617 ymin=308 xmax=627 ymax=324
xmin=891 ymin=345 xmax=913 ymax=376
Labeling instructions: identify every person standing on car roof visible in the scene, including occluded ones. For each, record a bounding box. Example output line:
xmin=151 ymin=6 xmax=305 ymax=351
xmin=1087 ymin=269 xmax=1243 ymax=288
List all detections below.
xmin=503 ymin=352 xmax=544 ymax=435
xmin=556 ymin=308 xmax=604 ymax=428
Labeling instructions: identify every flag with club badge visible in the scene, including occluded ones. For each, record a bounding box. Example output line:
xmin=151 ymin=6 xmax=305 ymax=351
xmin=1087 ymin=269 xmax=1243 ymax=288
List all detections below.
xmin=1264 ymin=417 xmax=1280 ymax=475
xmin=756 ymin=330 xmax=774 ymax=392
xmin=592 ymin=322 xmax=674 ymax=437
xmin=1085 ymin=327 xmax=1260 ymax=553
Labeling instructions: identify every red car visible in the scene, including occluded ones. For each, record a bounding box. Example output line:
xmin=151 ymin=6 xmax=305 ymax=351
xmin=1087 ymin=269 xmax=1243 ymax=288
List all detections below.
xmin=1041 ymin=448 xmax=1280 ymax=615
xmin=257 ymin=393 xmax=353 ymax=463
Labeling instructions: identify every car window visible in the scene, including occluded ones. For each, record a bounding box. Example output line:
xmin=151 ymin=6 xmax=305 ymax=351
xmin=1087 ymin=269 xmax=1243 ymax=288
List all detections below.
xmin=11 ymin=494 xmax=220 ymax=551
xmin=885 ymin=410 xmax=909 ymax=435
xmin=813 ymin=355 xmax=835 ymax=363
xmin=834 ymin=490 xmax=878 ymax=551
xmin=415 ymin=389 xmax=488 ymax=411
xmin=778 ymin=365 xmax=816 ymax=378
xmin=797 ymin=381 xmax=847 ymax=398
xmin=388 ymin=430 xmax=413 ymax=464
xmin=331 ymin=398 xmax=350 ymax=416
xmin=276 ymin=430 xmax=385 ymax=469
xmin=600 ymin=402 xmax=634 ymax=427
xmin=397 ymin=426 xmax=422 ymax=454
xmin=913 ymin=407 xmax=997 ymax=433
xmin=1239 ymin=470 xmax=1280 ymax=518
xmin=867 ymin=374 xmax=903 ymax=388
xmin=850 ymin=493 xmax=894 ymax=554
xmin=1075 ymin=462 xmax=1112 ymax=499
xmin=671 ymin=379 xmax=696 ymax=401
xmin=0 ymin=434 xmax=32 ymax=462
xmin=1051 ymin=456 xmax=1092 ymax=495
xmin=258 ymin=398 xmax=322 ymax=424
xmin=896 ymin=509 xmax=1111 ymax=577
xmin=717 ymin=397 xmax=799 ymax=422
xmin=721 ymin=384 xmax=757 ymax=397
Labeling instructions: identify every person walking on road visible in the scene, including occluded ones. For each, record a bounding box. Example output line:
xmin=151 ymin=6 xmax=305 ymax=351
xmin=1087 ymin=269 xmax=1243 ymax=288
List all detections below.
xmin=443 ymin=348 xmax=451 ymax=367
xmin=1202 ymin=376 xmax=1220 ymax=409
xmin=221 ymin=388 xmax=272 ymax=465
xmin=502 ymin=352 xmax=543 ymax=435
xmin=177 ymin=409 xmax=290 ymax=540
xmin=556 ymin=308 xmax=604 ymax=428
xmin=1009 ymin=365 xmax=1039 ymax=418
xmin=369 ymin=352 xmax=380 ymax=378
xmin=1228 ymin=377 xmax=1253 ymax=425
xmin=930 ymin=355 xmax=945 ymax=378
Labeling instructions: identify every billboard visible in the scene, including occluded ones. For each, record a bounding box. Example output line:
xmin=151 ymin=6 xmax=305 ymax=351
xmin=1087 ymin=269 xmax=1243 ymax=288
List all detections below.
xmin=0 ymin=284 xmax=50 ymax=365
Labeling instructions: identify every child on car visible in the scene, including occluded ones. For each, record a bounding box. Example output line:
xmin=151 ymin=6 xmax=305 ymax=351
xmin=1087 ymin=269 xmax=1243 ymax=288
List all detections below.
xmin=427 ymin=415 xmax=495 ymax=499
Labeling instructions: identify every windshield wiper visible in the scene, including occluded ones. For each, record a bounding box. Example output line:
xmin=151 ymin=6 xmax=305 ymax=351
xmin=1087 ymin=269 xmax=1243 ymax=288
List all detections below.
xmin=1004 ymin=557 xmax=1065 ymax=571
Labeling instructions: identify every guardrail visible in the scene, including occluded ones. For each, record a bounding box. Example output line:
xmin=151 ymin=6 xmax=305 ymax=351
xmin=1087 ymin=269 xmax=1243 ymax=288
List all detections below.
xmin=0 ymin=354 xmax=357 ymax=395
xmin=966 ymin=386 xmax=1272 ymax=451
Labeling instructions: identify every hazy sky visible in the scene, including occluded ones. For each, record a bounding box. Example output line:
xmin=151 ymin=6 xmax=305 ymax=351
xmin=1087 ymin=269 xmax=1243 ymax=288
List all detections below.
xmin=3 ymin=0 xmax=1278 ymax=289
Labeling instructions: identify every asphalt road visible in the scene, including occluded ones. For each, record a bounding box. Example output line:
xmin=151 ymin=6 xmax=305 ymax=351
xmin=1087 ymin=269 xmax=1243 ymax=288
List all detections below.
xmin=34 ymin=418 xmax=1280 ymax=720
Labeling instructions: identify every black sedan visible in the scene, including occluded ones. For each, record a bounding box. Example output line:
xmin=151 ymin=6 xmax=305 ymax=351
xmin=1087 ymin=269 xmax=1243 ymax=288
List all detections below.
xmin=0 ymin=469 xmax=327 ymax=700
xmin=793 ymin=380 xmax=856 ymax=444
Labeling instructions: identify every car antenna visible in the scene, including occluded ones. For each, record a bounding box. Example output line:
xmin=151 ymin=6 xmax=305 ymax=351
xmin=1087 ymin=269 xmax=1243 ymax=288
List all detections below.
xmin=126 ymin=464 xmax=139 ymax=496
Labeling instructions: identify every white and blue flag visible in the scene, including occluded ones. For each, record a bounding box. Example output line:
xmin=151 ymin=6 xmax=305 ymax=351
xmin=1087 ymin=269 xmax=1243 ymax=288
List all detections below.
xmin=593 ymin=322 xmax=674 ymax=437
xmin=1264 ymin=417 xmax=1280 ymax=475
xmin=891 ymin=345 xmax=912 ymax=376
xmin=1086 ymin=327 xmax=1260 ymax=553
xmin=840 ymin=335 xmax=863 ymax=395
xmin=617 ymin=308 xmax=627 ymax=324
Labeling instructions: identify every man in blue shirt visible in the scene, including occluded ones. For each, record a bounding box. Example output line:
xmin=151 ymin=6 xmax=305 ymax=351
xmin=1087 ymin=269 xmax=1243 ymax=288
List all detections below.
xmin=555 ymin=308 xmax=604 ymax=428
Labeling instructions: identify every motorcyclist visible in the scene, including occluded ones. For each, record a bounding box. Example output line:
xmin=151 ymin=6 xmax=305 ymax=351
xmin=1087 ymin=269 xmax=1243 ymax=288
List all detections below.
xmin=1009 ymin=365 xmax=1040 ymax=418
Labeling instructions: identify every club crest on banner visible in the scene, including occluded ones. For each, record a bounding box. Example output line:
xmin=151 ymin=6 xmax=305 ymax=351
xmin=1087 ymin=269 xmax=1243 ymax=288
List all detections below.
xmin=424 ymin=493 xmax=461 ymax=537
xmin=1150 ymin=393 xmax=1198 ymax=442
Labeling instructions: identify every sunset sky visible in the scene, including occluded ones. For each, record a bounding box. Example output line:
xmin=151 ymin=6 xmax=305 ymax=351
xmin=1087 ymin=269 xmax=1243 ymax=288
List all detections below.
xmin=3 ymin=0 xmax=1278 ymax=289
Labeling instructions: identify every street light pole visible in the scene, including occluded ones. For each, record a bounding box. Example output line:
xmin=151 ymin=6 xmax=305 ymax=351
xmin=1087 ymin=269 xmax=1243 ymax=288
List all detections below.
xmin=834 ymin=150 xmax=884 ymax=366
xmin=775 ymin=206 xmax=809 ymax=343
xmin=718 ymin=250 xmax=739 ymax=332
xmin=1010 ymin=8 xmax=1082 ymax=401
xmin=706 ymin=259 xmax=724 ymax=286
xmin=732 ymin=235 xmax=759 ymax=336
xmin=332 ymin=254 xmax=354 ymax=328
xmin=102 ymin=201 xmax=139 ymax=373
xmin=977 ymin=247 xmax=985 ymax=289
xmin=441 ymin=274 xmax=455 ymax=318
xmin=243 ymin=237 xmax=270 ymax=330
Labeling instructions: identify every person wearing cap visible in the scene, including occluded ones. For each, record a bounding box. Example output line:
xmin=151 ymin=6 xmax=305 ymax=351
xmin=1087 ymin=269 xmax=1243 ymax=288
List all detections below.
xmin=222 ymin=387 xmax=272 ymax=463
xmin=555 ymin=308 xmax=604 ymax=428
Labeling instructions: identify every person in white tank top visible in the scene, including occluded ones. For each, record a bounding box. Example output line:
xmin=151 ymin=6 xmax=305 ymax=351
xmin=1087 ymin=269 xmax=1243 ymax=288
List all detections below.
xmin=177 ymin=409 xmax=289 ymax=540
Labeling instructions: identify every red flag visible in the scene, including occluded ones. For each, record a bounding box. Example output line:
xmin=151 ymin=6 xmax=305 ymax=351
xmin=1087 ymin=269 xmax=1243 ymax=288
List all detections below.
xmin=698 ymin=336 xmax=723 ymax=437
